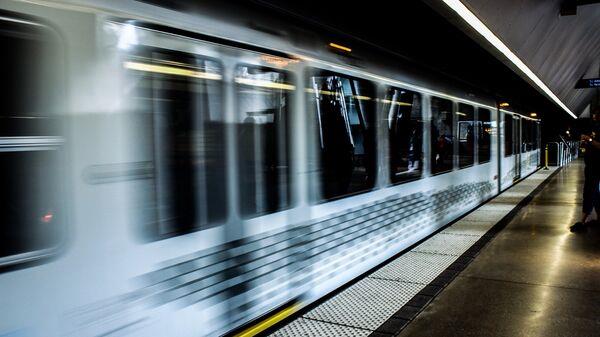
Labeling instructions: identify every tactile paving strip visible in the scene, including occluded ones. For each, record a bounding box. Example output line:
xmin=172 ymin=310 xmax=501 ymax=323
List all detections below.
xmin=441 ymin=220 xmax=496 ymax=236
xmin=303 ymin=278 xmax=423 ymax=330
xmin=270 ymin=317 xmax=372 ymax=337
xmin=366 ymin=167 xmax=561 ymax=337
xmin=477 ymin=204 xmax=517 ymax=212
xmin=412 ymin=233 xmax=480 ymax=256
xmin=489 ymin=193 xmax=525 ymax=205
xmin=510 ymin=184 xmax=538 ymax=194
xmin=272 ymin=169 xmax=559 ymax=337
xmin=495 ymin=189 xmax=530 ymax=196
xmin=369 ymin=251 xmax=458 ymax=284
xmin=461 ymin=211 xmax=507 ymax=223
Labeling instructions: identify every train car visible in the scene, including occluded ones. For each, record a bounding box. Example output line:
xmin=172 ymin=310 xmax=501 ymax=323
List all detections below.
xmin=0 ymin=1 xmax=540 ymax=336
xmin=500 ymin=109 xmax=541 ymax=190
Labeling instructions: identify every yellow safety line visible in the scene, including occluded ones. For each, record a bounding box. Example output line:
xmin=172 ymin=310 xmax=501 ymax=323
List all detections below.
xmin=234 ymin=303 xmax=302 ymax=337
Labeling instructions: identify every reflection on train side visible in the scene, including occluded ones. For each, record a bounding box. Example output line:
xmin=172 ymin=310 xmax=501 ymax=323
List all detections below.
xmin=384 ymin=87 xmax=423 ymax=184
xmin=308 ymin=71 xmax=376 ymax=201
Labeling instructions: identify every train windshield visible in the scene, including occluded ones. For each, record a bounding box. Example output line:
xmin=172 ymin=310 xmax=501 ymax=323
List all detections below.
xmin=307 ymin=70 xmax=376 ymax=201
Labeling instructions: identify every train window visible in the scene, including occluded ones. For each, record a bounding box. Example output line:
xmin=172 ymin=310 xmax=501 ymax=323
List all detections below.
xmin=307 ymin=70 xmax=376 ymax=201
xmin=521 ymin=119 xmax=526 ymax=152
xmin=504 ymin=113 xmax=513 ymax=156
xmin=235 ymin=65 xmax=291 ymax=218
xmin=457 ymin=104 xmax=475 ymax=168
xmin=430 ymin=97 xmax=454 ymax=174
xmin=528 ymin=121 xmax=533 ymax=151
xmin=0 ymin=21 xmax=60 ymax=132
xmin=127 ymin=47 xmax=226 ymax=237
xmin=1 ymin=150 xmax=64 ymax=259
xmin=0 ymin=18 xmax=65 ymax=263
xmin=532 ymin=122 xmax=539 ymax=150
xmin=383 ymin=87 xmax=422 ymax=184
xmin=532 ymin=122 xmax=537 ymax=150
xmin=477 ymin=108 xmax=492 ymax=163
xmin=521 ymin=119 xmax=530 ymax=152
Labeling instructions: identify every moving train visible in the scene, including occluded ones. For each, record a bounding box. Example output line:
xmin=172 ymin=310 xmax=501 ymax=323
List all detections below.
xmin=0 ymin=1 xmax=541 ymax=336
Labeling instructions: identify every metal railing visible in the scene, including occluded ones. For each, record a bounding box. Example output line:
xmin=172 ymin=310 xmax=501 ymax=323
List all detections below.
xmin=544 ymin=140 xmax=579 ymax=168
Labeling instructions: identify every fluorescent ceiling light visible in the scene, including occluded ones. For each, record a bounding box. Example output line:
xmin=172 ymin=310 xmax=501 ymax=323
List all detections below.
xmin=441 ymin=0 xmax=577 ymax=119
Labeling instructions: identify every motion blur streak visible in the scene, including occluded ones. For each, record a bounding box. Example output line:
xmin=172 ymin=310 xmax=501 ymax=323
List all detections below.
xmin=234 ymin=77 xmax=296 ymax=90
xmin=123 ymin=61 xmax=223 ymax=80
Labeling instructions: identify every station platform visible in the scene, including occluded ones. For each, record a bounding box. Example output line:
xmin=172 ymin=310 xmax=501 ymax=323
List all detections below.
xmin=269 ymin=160 xmax=600 ymax=337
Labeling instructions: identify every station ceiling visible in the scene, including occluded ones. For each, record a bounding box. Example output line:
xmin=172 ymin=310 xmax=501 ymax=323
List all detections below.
xmin=146 ymin=0 xmax=599 ymax=121
xmin=256 ymin=0 xmax=600 ymax=119
xmin=455 ymin=0 xmax=600 ymax=117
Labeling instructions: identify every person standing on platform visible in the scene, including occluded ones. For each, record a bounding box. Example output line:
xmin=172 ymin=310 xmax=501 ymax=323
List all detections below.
xmin=571 ymin=111 xmax=600 ymax=232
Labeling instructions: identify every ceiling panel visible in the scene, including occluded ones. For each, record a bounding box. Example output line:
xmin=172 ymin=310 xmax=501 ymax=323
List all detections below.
xmin=461 ymin=0 xmax=600 ymax=116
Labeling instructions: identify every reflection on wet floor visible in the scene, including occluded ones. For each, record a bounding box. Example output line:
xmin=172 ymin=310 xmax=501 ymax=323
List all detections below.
xmin=399 ymin=160 xmax=600 ymax=337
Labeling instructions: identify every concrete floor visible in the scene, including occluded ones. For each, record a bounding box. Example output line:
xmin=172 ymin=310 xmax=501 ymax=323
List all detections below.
xmin=398 ymin=160 xmax=600 ymax=337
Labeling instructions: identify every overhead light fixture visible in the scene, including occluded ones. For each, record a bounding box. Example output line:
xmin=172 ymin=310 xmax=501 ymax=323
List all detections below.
xmin=440 ymin=0 xmax=577 ymax=119
xmin=329 ymin=42 xmax=352 ymax=53
xmin=499 ymin=102 xmax=510 ymax=108
xmin=530 ymin=112 xmax=537 ymax=117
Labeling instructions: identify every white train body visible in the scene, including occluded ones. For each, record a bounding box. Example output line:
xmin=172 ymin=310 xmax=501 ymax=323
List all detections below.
xmin=0 ymin=1 xmax=540 ymax=336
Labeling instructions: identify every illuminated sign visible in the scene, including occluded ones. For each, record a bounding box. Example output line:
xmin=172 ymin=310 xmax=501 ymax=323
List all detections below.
xmin=575 ymin=78 xmax=600 ymax=89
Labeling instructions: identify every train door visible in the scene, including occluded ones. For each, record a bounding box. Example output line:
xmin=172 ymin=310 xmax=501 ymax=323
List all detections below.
xmin=513 ymin=115 xmax=521 ymax=180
